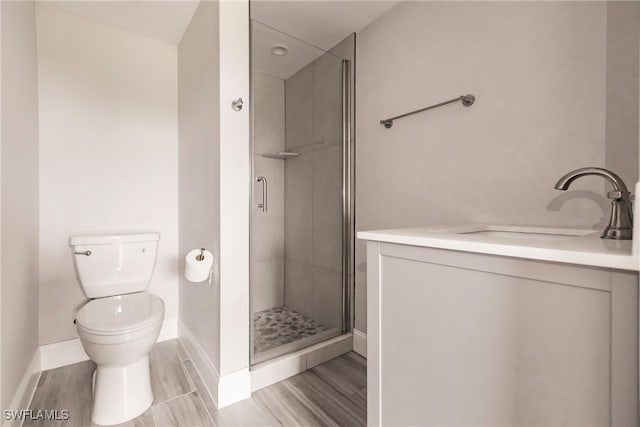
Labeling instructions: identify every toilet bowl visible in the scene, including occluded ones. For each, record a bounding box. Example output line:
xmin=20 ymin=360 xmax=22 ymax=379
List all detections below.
xmin=76 ymin=292 xmax=164 ymax=425
xmin=70 ymin=233 xmax=164 ymax=425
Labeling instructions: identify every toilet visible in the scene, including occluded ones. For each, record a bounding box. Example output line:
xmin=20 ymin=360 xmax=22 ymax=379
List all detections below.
xmin=70 ymin=233 xmax=165 ymax=426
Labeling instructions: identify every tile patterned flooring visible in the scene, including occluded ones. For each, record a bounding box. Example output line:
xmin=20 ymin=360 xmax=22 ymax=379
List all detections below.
xmin=254 ymin=306 xmax=329 ymax=354
xmin=24 ymin=339 xmax=366 ymax=426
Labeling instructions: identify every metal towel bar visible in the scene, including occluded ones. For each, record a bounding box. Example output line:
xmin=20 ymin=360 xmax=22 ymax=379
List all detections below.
xmin=380 ymin=94 xmax=475 ymax=129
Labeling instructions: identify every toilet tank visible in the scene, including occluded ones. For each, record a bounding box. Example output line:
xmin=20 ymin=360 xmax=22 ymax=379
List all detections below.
xmin=70 ymin=233 xmax=160 ymax=298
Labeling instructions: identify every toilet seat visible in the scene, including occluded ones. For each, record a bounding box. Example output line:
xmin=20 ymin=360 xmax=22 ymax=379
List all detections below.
xmin=76 ymin=292 xmax=164 ymax=336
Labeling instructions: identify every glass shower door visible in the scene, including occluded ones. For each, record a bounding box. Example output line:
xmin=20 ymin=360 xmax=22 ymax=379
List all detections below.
xmin=250 ymin=21 xmax=354 ymax=364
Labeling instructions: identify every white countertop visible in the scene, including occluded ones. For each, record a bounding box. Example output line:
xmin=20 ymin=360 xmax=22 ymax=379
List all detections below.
xmin=357 ymin=224 xmax=638 ymax=271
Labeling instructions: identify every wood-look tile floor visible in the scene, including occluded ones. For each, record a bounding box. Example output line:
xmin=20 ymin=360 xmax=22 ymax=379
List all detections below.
xmin=25 ymin=339 xmax=366 ymax=427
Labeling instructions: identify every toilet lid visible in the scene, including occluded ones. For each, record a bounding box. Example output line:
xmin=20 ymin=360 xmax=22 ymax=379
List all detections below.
xmin=76 ymin=292 xmax=164 ymax=335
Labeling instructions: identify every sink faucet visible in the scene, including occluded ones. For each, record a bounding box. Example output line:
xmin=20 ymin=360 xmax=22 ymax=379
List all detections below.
xmin=554 ymin=167 xmax=633 ymax=240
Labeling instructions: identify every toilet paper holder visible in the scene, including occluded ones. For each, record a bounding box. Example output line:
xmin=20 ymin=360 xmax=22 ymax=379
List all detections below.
xmin=185 ymin=248 xmax=214 ymax=285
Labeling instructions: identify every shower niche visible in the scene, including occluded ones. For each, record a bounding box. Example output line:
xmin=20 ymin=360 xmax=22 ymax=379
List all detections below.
xmin=250 ymin=19 xmax=354 ymax=364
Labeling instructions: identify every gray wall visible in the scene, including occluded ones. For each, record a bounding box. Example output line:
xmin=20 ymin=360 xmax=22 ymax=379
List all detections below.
xmin=251 ymin=72 xmax=285 ymax=313
xmin=355 ymin=2 xmax=639 ymax=334
xmin=36 ymin=3 xmax=179 ymax=345
xmin=1 ymin=0 xmax=40 ymax=408
xmin=605 ymin=1 xmax=640 ymax=187
xmin=179 ymin=0 xmax=252 ymax=381
xmin=178 ymin=0 xmax=221 ymax=368
xmin=284 ymin=50 xmax=344 ymax=329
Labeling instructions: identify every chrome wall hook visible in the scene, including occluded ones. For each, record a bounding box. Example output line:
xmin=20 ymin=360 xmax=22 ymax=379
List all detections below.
xmin=231 ymin=98 xmax=243 ymax=111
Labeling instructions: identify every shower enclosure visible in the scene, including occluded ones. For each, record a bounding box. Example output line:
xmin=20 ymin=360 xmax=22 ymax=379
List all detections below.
xmin=250 ymin=20 xmax=354 ymax=364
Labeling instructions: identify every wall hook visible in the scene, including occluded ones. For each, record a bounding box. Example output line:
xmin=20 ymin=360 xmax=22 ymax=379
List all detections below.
xmin=232 ymin=98 xmax=243 ymax=111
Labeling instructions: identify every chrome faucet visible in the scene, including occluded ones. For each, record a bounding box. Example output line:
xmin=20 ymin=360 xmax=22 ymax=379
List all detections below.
xmin=554 ymin=167 xmax=633 ymax=240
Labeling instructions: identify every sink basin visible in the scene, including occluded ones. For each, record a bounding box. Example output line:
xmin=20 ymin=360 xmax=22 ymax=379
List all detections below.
xmin=457 ymin=226 xmax=594 ymax=242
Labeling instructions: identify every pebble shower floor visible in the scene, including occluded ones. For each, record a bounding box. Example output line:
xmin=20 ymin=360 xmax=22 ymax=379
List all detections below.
xmin=253 ymin=306 xmax=329 ymax=354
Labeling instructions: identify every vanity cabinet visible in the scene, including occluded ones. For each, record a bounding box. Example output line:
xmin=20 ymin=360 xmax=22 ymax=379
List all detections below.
xmin=366 ymin=241 xmax=638 ymax=426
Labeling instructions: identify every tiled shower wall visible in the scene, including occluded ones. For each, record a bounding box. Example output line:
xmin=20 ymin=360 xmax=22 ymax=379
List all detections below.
xmin=284 ymin=50 xmax=344 ymax=329
xmin=251 ymin=71 xmax=286 ymax=312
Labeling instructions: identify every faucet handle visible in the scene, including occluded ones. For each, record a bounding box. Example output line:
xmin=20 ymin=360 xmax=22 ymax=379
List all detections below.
xmin=607 ymin=190 xmax=623 ymax=199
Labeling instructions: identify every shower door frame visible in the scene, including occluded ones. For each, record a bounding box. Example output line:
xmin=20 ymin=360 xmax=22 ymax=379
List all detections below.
xmin=248 ymin=47 xmax=355 ymax=367
xmin=342 ymin=58 xmax=354 ymax=335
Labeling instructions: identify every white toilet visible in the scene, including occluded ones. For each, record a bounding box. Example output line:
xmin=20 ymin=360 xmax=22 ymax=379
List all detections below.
xmin=70 ymin=233 xmax=165 ymax=426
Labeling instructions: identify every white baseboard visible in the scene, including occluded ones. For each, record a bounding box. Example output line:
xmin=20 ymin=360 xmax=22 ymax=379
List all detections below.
xmin=177 ymin=321 xmax=220 ymax=406
xmin=157 ymin=318 xmax=178 ymax=342
xmin=39 ymin=338 xmax=88 ymax=371
xmin=353 ymin=328 xmax=367 ymax=358
xmin=40 ymin=318 xmax=178 ymax=371
xmin=251 ymin=333 xmax=353 ymax=392
xmin=177 ymin=321 xmax=250 ymax=409
xmin=217 ymin=368 xmax=251 ymax=408
xmin=4 ymin=349 xmax=41 ymax=427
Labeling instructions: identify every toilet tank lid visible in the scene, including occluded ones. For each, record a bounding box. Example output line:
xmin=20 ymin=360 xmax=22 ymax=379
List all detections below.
xmin=70 ymin=233 xmax=160 ymax=246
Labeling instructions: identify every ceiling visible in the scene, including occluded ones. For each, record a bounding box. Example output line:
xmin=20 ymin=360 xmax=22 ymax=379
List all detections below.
xmin=251 ymin=0 xmax=399 ymax=79
xmin=48 ymin=0 xmax=400 ymax=78
xmin=252 ymin=21 xmax=327 ymax=80
xmin=251 ymin=1 xmax=399 ymax=52
xmin=50 ymin=1 xmax=199 ymax=44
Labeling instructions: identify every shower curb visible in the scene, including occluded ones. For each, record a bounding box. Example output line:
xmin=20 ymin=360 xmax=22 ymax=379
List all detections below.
xmin=250 ymin=332 xmax=353 ymax=392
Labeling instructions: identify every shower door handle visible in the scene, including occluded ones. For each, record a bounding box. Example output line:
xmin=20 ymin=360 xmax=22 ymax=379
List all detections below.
xmin=256 ymin=176 xmax=267 ymax=212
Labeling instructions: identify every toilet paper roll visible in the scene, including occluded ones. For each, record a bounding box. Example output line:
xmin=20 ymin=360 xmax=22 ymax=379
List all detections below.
xmin=185 ymin=248 xmax=213 ymax=283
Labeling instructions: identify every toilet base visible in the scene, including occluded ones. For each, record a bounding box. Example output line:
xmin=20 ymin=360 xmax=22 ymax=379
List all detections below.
xmin=91 ymin=355 xmax=154 ymax=425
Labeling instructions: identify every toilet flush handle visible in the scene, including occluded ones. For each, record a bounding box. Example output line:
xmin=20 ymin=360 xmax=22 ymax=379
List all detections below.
xmin=74 ymin=250 xmax=92 ymax=256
